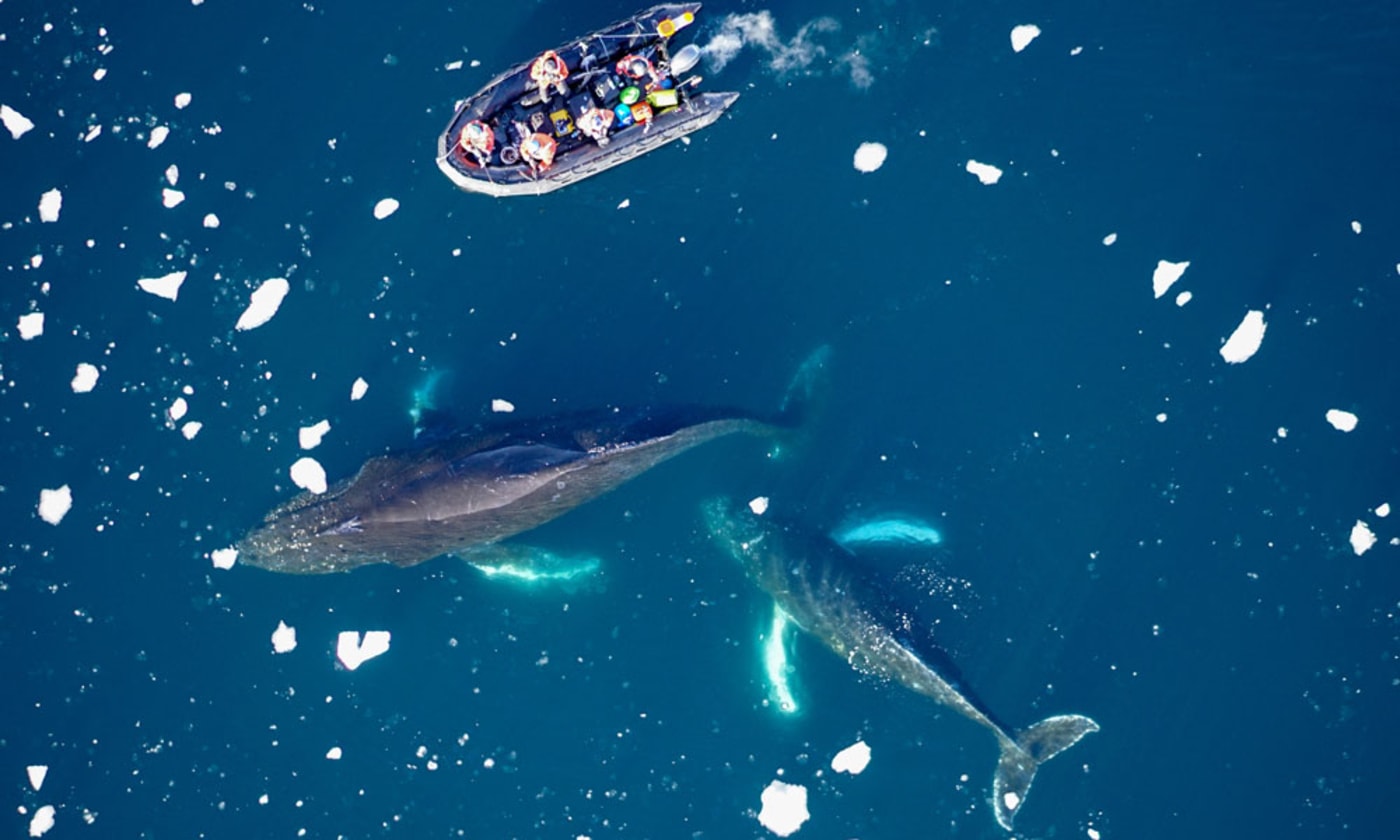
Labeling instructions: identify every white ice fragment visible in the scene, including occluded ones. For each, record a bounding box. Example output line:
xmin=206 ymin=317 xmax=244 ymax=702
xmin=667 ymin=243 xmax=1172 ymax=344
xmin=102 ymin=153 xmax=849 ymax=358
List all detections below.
xmin=373 ymin=197 xmax=400 ymax=219
xmin=203 ymin=212 xmax=220 ymax=228
xmin=445 ymin=59 xmax=463 ymax=70
xmin=1088 ymin=828 xmax=1101 ymax=840
xmin=235 ymin=277 xmax=290 ymax=331
xmin=72 ymin=363 xmax=99 ymax=393
xmin=290 ymin=457 xmax=328 ymax=494
xmin=93 ymin=67 xmax=108 ymax=81
xmin=180 ymin=420 xmax=202 ymax=440
xmin=965 ymin=159 xmax=1003 ymax=184
xmin=1325 ymin=408 xmax=1358 ymax=432
xmin=2 ymin=104 xmax=35 ymax=139
xmin=831 ymin=740 xmax=871 ymax=774
xmin=17 ymin=311 xmax=44 ymax=340
xmin=147 ymin=125 xmax=169 ymax=149
xmin=1010 ymin=24 xmax=1042 ymax=53
xmin=162 ymin=187 xmax=185 ymax=208
xmin=1156 ymin=412 xmax=1168 ymax=423
xmin=1175 ymin=291 xmax=1193 ymax=306
xmin=27 ymin=765 xmax=48 ymax=792
xmin=326 ymin=746 xmax=343 ymax=760
xmin=299 ymin=419 xmax=331 ymax=449
xmin=271 ymin=620 xmax=297 ymax=653
xmin=137 ymin=270 xmax=186 ymax=301
xmin=617 ymin=198 xmax=631 ymax=209
xmin=169 ymin=396 xmax=188 ymax=421
xmin=748 ymin=496 xmax=770 ymax=515
xmin=28 ymin=805 xmax=55 ymax=837
xmin=38 ymin=485 xmax=72 ymax=525
xmin=83 ymin=124 xmax=101 ymax=142
xmin=1152 ymin=260 xmax=1189 ymax=299
xmin=1102 ymin=232 xmax=1117 ymax=246
xmin=757 ymin=780 xmax=809 ymax=837
xmin=491 ymin=398 xmax=515 ymax=413
xmin=1003 ymin=790 xmax=1022 ymax=813
xmin=1277 ymin=427 xmax=1288 ymax=438
xmin=351 ymin=377 xmax=369 ymax=401
xmin=852 ymin=141 xmax=888 ymax=173
xmin=1377 ymin=502 xmax=1391 ymax=518
xmin=38 ymin=188 xmax=62 ymax=222
xmin=174 ymin=92 xmax=192 ymax=109
xmin=1350 ymin=521 xmax=1377 ymax=556
xmin=337 ymin=630 xmax=391 ymax=670
xmin=165 ymin=164 xmax=180 ymax=186
xmin=1350 ymin=220 xmax=1362 ymax=234
xmin=211 ymin=547 xmax=238 ymax=569
xmin=1219 ymin=310 xmax=1267 ymax=364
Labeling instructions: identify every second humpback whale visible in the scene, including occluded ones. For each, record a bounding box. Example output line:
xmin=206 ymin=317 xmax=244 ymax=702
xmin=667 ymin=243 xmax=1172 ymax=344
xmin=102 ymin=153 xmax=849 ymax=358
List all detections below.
xmin=703 ymin=498 xmax=1099 ymax=831
xmin=237 ymin=350 xmax=828 ymax=574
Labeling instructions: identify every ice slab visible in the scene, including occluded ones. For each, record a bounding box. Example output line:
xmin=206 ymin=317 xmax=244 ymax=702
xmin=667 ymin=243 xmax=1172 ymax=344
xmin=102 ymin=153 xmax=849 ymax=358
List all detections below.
xmin=2 ymin=104 xmax=35 ymax=139
xmin=174 ymin=92 xmax=192 ymax=109
xmin=38 ymin=485 xmax=72 ymax=525
xmin=299 ymin=419 xmax=331 ymax=449
xmin=749 ymin=496 xmax=770 ymax=515
xmin=71 ymin=363 xmax=100 ymax=393
xmin=162 ymin=188 xmax=185 ymax=208
xmin=27 ymin=765 xmax=48 ymax=792
xmin=17 ymin=312 xmax=44 ymax=340
xmin=853 ymin=141 xmax=887 ymax=173
xmin=235 ymin=277 xmax=290 ymax=331
xmin=1326 ymin=409 xmax=1358 ymax=432
xmin=290 ymin=456 xmax=328 ymax=494
xmin=491 ymin=398 xmax=515 ymax=413
xmin=373 ymin=198 xmax=400 ymax=219
xmin=211 ymin=547 xmax=238 ymax=569
xmin=1152 ymin=260 xmax=1189 ymax=298
xmin=271 ymin=620 xmax=297 ymax=653
xmin=1011 ymin=24 xmax=1042 ymax=52
xmin=28 ymin=804 xmax=55 ymax=837
xmin=38 ymin=188 xmax=62 ymax=222
xmin=148 ymin=125 xmax=169 ymax=148
xmin=351 ymin=377 xmax=370 ymax=401
xmin=337 ymin=630 xmax=391 ymax=670
xmin=831 ymin=740 xmax=871 ymax=774
xmin=1350 ymin=521 xmax=1376 ymax=556
xmin=757 ymin=780 xmax=809 ymax=837
xmin=966 ymin=159 xmax=1003 ymax=184
xmin=138 ymin=270 xmax=186 ymax=301
xmin=1219 ymin=310 xmax=1266 ymax=363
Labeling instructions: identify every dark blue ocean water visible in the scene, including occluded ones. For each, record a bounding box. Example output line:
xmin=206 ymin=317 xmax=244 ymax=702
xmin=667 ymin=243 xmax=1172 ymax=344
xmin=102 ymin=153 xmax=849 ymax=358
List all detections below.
xmin=4 ymin=0 xmax=1399 ymax=837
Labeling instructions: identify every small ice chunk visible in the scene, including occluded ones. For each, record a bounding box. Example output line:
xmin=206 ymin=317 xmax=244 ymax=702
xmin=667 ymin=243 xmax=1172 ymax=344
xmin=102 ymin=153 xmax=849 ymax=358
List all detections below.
xmin=617 ymin=198 xmax=631 ymax=209
xmin=445 ymin=59 xmax=463 ymax=70
xmin=1156 ymin=412 xmax=1168 ymax=423
xmin=93 ymin=67 xmax=108 ymax=81
xmin=28 ymin=804 xmax=55 ymax=837
xmin=202 ymin=213 xmax=220 ymax=228
xmin=27 ymin=765 xmax=48 ymax=792
xmin=351 ymin=377 xmax=369 ymax=401
xmin=1219 ymin=310 xmax=1266 ymax=364
xmin=1102 ymin=232 xmax=1117 ymax=246
xmin=1088 ymin=829 xmax=1102 ymax=840
xmin=326 ymin=746 xmax=343 ymax=760
xmin=831 ymin=740 xmax=871 ymax=774
xmin=757 ymin=780 xmax=809 ymax=837
xmin=373 ymin=197 xmax=400 ymax=219
xmin=235 ymin=277 xmax=290 ymax=331
xmin=299 ymin=419 xmax=331 ymax=449
xmin=165 ymin=164 xmax=180 ymax=186
xmin=1003 ymin=790 xmax=1022 ymax=813
xmin=1377 ymin=502 xmax=1391 ymax=518
xmin=211 ymin=547 xmax=238 ymax=569
xmin=290 ymin=457 xmax=328 ymax=494
xmin=17 ymin=312 xmax=44 ymax=340
xmin=1350 ymin=220 xmax=1362 ymax=234
xmin=337 ymin=630 xmax=391 ymax=670
xmin=852 ymin=141 xmax=888 ymax=173
xmin=174 ymin=92 xmax=192 ymax=109
xmin=491 ymin=398 xmax=515 ymax=413
xmin=2 ymin=104 xmax=35 ymax=139
xmin=1152 ymin=260 xmax=1189 ymax=299
xmin=148 ymin=125 xmax=169 ymax=149
xmin=169 ymin=396 xmax=188 ymax=421
xmin=71 ymin=363 xmax=100 ymax=393
xmin=137 ymin=270 xmax=187 ymax=300
xmin=271 ymin=620 xmax=297 ymax=653
xmin=38 ymin=188 xmax=62 ymax=222
xmin=38 ymin=485 xmax=72 ymax=525
xmin=1325 ymin=409 xmax=1358 ymax=432
xmin=180 ymin=420 xmax=202 ymax=440
xmin=1175 ymin=291 xmax=1192 ymax=306
xmin=162 ymin=187 xmax=185 ymax=208
xmin=1350 ymin=521 xmax=1377 ymax=556
xmin=965 ymin=159 xmax=1003 ymax=184
xmin=748 ymin=496 xmax=770 ymax=515
xmin=1010 ymin=24 xmax=1042 ymax=53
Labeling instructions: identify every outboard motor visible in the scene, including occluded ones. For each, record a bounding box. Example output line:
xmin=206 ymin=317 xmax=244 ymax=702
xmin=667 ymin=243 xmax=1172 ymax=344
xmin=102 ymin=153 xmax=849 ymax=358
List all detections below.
xmin=670 ymin=43 xmax=701 ymax=76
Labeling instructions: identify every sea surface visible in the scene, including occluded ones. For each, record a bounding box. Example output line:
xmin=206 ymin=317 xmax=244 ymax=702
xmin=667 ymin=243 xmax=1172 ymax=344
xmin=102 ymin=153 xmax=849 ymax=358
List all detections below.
xmin=3 ymin=0 xmax=1398 ymax=837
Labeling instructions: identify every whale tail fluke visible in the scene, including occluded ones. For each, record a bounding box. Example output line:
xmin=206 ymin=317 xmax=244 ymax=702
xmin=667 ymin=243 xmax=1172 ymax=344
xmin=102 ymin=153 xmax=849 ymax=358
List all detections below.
xmin=991 ymin=714 xmax=1100 ymax=831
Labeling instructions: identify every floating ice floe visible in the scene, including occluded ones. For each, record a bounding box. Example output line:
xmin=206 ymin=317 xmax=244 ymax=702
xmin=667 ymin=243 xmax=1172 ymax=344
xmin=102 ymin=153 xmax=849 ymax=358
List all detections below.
xmin=290 ymin=456 xmax=328 ymax=494
xmin=1350 ymin=521 xmax=1377 ymax=556
xmin=2 ymin=104 xmax=35 ymax=139
xmin=337 ymin=630 xmax=391 ymax=670
xmin=491 ymin=398 xmax=515 ymax=413
xmin=1176 ymin=291 xmax=1193 ymax=306
xmin=1325 ymin=408 xmax=1358 ymax=432
xmin=27 ymin=765 xmax=48 ymax=792
xmin=1350 ymin=220 xmax=1362 ymax=234
xmin=17 ymin=312 xmax=44 ymax=340
xmin=169 ymin=396 xmax=188 ymax=421
xmin=38 ymin=485 xmax=72 ymax=525
xmin=351 ymin=377 xmax=370 ymax=401
xmin=165 ymin=164 xmax=180 ymax=186
xmin=757 ymin=780 xmax=809 ymax=837
xmin=326 ymin=746 xmax=343 ymax=760
xmin=617 ymin=198 xmax=631 ymax=210
xmin=1102 ymin=232 xmax=1117 ymax=246
xmin=831 ymin=740 xmax=871 ymax=774
xmin=38 ymin=188 xmax=62 ymax=222
xmin=1152 ymin=260 xmax=1189 ymax=299
xmin=180 ymin=421 xmax=202 ymax=440
xmin=174 ymin=92 xmax=192 ymax=109
xmin=373 ymin=197 xmax=400 ymax=219
xmin=853 ymin=141 xmax=888 ymax=173
xmin=202 ymin=213 xmax=220 ymax=228
xmin=749 ymin=496 xmax=770 ymax=515
xmin=965 ymin=159 xmax=1003 ymax=185
xmin=1377 ymin=503 xmax=1391 ymax=518
xmin=27 ymin=804 xmax=55 ymax=837
xmin=1219 ymin=310 xmax=1266 ymax=364
xmin=211 ymin=547 xmax=238 ymax=569
xmin=148 ymin=125 xmax=169 ymax=149
xmin=137 ymin=270 xmax=187 ymax=301
xmin=71 ymin=363 xmax=100 ymax=393
xmin=271 ymin=620 xmax=297 ymax=653
xmin=1011 ymin=24 xmax=1042 ymax=53
xmin=162 ymin=187 xmax=185 ymax=208
xmin=235 ymin=277 xmax=290 ymax=331
xmin=299 ymin=419 xmax=331 ymax=449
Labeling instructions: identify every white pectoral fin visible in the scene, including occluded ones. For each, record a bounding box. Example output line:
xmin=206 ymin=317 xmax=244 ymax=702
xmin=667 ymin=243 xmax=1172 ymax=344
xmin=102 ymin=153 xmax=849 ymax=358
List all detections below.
xmin=762 ymin=603 xmax=801 ymax=715
xmin=455 ymin=544 xmax=602 ymax=585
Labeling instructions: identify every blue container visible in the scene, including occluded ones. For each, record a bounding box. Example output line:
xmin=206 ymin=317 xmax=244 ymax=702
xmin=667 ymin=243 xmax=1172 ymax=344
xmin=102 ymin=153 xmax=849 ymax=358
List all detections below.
xmin=613 ymin=103 xmax=635 ymax=127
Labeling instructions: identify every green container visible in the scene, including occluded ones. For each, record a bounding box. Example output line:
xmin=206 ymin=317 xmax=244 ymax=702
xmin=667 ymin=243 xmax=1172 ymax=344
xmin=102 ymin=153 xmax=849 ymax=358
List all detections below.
xmin=620 ymin=85 xmax=641 ymax=106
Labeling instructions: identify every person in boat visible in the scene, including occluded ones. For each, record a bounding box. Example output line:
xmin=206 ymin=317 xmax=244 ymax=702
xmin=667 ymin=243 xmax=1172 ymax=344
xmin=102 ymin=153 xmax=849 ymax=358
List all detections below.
xmin=577 ymin=106 xmax=615 ymax=147
xmin=457 ymin=120 xmax=494 ymax=166
xmin=530 ymin=50 xmax=570 ymax=102
xmin=616 ymin=53 xmax=660 ymax=87
xmin=519 ymin=132 xmax=558 ymax=172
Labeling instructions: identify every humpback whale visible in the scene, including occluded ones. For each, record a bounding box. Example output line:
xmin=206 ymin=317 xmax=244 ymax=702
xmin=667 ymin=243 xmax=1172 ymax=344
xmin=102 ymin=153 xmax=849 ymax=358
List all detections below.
xmin=237 ymin=349 xmax=829 ymax=574
xmin=702 ymin=498 xmax=1098 ymax=831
